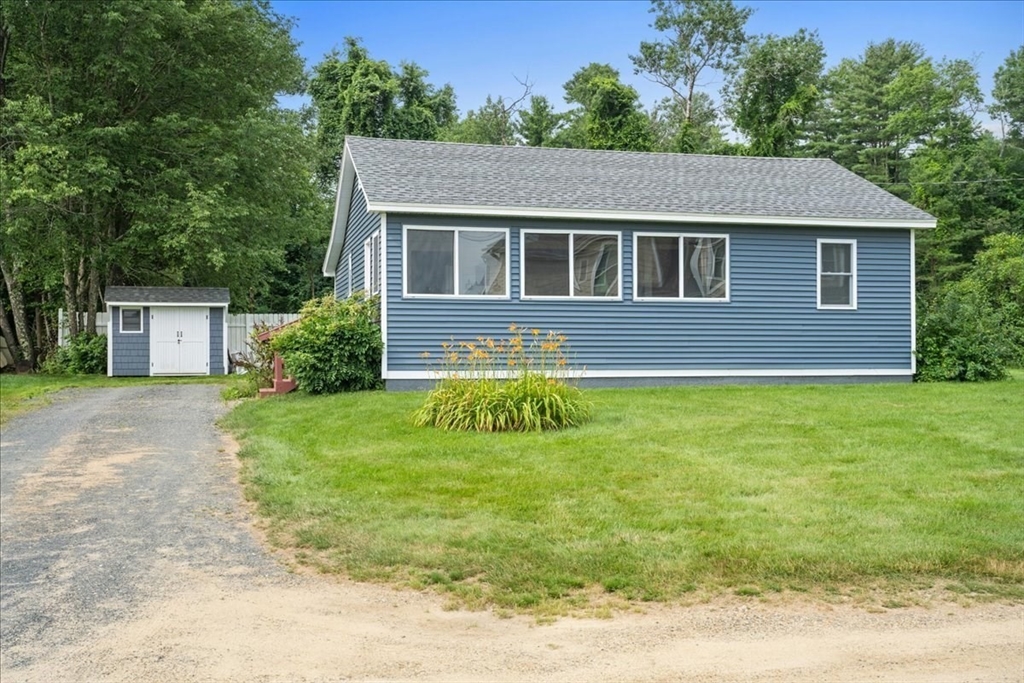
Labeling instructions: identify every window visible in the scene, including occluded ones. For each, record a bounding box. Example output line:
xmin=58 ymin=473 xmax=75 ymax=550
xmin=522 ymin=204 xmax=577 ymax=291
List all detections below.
xmin=363 ymin=231 xmax=381 ymax=295
xmin=404 ymin=227 xmax=508 ymax=297
xmin=818 ymin=239 xmax=857 ymax=309
xmin=120 ymin=307 xmax=143 ymax=333
xmin=522 ymin=231 xmax=620 ymax=298
xmin=634 ymin=234 xmax=729 ymax=301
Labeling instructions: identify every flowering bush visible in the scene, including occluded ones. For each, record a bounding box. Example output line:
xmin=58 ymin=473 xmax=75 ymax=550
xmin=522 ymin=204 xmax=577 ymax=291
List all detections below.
xmin=412 ymin=324 xmax=591 ymax=432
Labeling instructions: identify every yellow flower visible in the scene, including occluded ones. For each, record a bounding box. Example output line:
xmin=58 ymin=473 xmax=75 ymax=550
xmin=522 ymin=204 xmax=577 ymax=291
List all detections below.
xmin=557 ymin=358 xmax=567 ymax=366
xmin=531 ymin=328 xmax=541 ymax=336
xmin=508 ymin=359 xmax=516 ymax=366
xmin=420 ymin=351 xmax=431 ymax=359
xmin=508 ymin=323 xmax=518 ymax=331
xmin=486 ymin=338 xmax=495 ymax=349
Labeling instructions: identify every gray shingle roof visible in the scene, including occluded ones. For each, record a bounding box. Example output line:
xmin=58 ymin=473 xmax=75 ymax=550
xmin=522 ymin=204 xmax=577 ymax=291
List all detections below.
xmin=105 ymin=286 xmax=230 ymax=304
xmin=346 ymin=136 xmax=935 ymax=224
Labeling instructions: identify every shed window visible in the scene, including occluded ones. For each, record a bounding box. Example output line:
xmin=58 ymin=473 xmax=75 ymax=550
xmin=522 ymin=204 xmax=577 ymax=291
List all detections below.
xmin=818 ymin=239 xmax=857 ymax=309
xmin=120 ymin=307 xmax=143 ymax=333
xmin=405 ymin=227 xmax=508 ymax=297
xmin=635 ymin=234 xmax=729 ymax=301
xmin=522 ymin=231 xmax=620 ymax=298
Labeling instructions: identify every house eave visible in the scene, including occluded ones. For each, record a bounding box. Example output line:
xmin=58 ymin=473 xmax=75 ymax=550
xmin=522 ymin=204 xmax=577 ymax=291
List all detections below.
xmin=322 ymin=142 xmax=363 ymax=277
xmin=367 ymin=202 xmax=937 ymax=230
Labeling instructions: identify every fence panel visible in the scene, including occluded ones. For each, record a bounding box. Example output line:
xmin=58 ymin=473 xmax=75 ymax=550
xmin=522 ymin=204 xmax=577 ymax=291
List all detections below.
xmin=57 ymin=310 xmax=299 ymax=357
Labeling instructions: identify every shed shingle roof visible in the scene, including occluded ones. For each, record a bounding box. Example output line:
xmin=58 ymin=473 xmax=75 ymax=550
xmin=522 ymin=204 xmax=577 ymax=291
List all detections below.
xmin=105 ymin=286 xmax=230 ymax=304
xmin=345 ymin=136 xmax=935 ymax=224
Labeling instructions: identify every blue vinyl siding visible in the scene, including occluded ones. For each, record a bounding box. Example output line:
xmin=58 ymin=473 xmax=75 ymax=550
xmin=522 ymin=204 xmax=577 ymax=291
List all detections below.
xmin=110 ymin=305 xmax=150 ymax=376
xmin=335 ymin=183 xmax=378 ymax=298
xmin=209 ymin=307 xmax=225 ymax=375
xmin=385 ymin=215 xmax=913 ymax=374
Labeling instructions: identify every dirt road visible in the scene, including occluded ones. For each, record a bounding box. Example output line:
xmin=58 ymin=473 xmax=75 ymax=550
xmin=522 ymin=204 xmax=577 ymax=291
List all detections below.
xmin=2 ymin=385 xmax=1021 ymax=682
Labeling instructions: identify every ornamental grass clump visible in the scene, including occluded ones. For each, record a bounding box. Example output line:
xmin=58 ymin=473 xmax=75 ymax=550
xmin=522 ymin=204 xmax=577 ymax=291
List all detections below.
xmin=413 ymin=324 xmax=591 ymax=432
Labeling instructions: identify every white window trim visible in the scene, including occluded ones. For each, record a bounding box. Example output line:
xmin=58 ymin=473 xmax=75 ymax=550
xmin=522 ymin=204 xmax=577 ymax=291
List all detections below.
xmin=817 ymin=238 xmax=858 ymax=310
xmin=632 ymin=232 xmax=731 ymax=302
xmin=401 ymin=225 xmax=511 ymax=299
xmin=520 ymin=229 xmax=623 ymax=301
xmin=364 ymin=230 xmax=381 ymax=295
xmin=119 ymin=306 xmax=144 ymax=334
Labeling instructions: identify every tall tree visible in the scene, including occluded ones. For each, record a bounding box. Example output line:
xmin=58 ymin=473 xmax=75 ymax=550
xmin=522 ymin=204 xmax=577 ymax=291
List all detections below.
xmin=991 ymin=47 xmax=1024 ymax=142
xmin=724 ymin=29 xmax=825 ymax=156
xmin=517 ymin=95 xmax=564 ymax=147
xmin=309 ymin=38 xmax=456 ymax=189
xmin=630 ymin=0 xmax=752 ymax=148
xmin=440 ymin=79 xmax=532 ymax=146
xmin=648 ymin=93 xmax=723 ymax=152
xmin=560 ymin=64 xmax=653 ymax=151
xmin=2 ymin=0 xmax=323 ymax=365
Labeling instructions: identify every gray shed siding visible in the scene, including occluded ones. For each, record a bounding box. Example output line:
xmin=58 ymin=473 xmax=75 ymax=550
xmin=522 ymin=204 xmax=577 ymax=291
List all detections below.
xmin=334 ymin=183 xmax=378 ymax=298
xmin=110 ymin=305 xmax=151 ymax=376
xmin=384 ymin=215 xmax=913 ymax=377
xmin=209 ymin=307 xmax=225 ymax=375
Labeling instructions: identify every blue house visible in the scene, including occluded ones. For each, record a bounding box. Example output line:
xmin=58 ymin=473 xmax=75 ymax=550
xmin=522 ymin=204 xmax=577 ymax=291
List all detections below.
xmin=322 ymin=137 xmax=936 ymax=390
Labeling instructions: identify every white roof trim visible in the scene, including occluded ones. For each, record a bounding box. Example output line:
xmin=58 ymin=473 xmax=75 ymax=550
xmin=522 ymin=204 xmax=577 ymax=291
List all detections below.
xmin=322 ymin=141 xmax=360 ymax=277
xmin=106 ymin=301 xmax=228 ymax=307
xmin=367 ymin=201 xmax=937 ymax=230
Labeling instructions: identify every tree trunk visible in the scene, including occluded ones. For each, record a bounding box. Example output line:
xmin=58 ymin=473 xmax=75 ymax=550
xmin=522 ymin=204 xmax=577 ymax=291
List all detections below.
xmin=63 ymin=253 xmax=80 ymax=338
xmin=86 ymin=258 xmax=99 ymax=336
xmin=0 ymin=254 xmax=36 ymax=366
xmin=0 ymin=296 xmax=21 ymax=363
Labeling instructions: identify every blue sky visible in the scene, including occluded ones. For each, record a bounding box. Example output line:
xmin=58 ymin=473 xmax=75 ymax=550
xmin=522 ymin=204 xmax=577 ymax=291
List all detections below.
xmin=271 ymin=0 xmax=1024 ymax=131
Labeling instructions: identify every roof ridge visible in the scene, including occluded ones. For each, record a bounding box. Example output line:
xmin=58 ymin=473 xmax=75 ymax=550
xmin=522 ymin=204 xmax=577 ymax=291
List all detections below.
xmin=345 ymin=135 xmax=835 ymax=163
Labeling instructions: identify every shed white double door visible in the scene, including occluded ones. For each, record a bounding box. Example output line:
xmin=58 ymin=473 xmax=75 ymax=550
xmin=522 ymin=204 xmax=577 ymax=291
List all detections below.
xmin=151 ymin=307 xmax=209 ymax=375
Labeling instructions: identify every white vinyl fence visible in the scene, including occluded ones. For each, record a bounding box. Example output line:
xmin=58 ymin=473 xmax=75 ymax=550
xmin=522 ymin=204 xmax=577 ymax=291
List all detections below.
xmin=58 ymin=310 xmax=300 ymax=357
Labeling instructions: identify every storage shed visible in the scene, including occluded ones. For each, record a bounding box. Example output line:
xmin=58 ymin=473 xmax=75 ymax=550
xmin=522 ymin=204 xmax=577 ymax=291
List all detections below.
xmin=105 ymin=286 xmax=229 ymax=377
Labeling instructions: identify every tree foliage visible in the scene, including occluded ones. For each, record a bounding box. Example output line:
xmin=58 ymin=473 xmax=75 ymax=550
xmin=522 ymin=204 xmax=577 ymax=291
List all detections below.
xmin=2 ymin=0 xmax=326 ymax=367
xmin=561 ymin=64 xmax=654 ymax=151
xmin=309 ymin=37 xmax=456 ymax=190
xmin=991 ymin=47 xmax=1024 ymax=141
xmin=725 ymin=29 xmax=825 ymax=156
xmin=517 ymin=95 xmax=564 ymax=147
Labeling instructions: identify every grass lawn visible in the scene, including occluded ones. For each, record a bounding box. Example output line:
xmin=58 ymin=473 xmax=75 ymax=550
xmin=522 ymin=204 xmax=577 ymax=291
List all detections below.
xmin=226 ymin=379 xmax=1024 ymax=613
xmin=0 ymin=373 xmax=243 ymax=425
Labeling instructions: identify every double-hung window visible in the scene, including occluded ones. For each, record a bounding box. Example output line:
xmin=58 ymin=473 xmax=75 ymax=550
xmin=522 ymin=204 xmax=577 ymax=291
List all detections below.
xmin=634 ymin=233 xmax=729 ymax=301
xmin=364 ymin=231 xmax=381 ymax=295
xmin=522 ymin=230 xmax=620 ymax=299
xmin=817 ymin=239 xmax=857 ymax=309
xmin=120 ymin=307 xmax=143 ymax=333
xmin=404 ymin=227 xmax=509 ymax=297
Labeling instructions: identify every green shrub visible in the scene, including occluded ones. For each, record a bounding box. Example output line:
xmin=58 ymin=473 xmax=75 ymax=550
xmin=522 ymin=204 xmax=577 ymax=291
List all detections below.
xmin=413 ymin=325 xmax=591 ymax=432
xmin=271 ymin=294 xmax=382 ymax=394
xmin=42 ymin=332 xmax=107 ymax=375
xmin=916 ymin=282 xmax=1015 ymax=382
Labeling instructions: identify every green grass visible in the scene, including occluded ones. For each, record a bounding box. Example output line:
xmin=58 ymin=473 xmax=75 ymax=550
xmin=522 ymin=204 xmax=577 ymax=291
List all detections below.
xmin=0 ymin=373 xmax=242 ymax=425
xmin=225 ymin=379 xmax=1024 ymax=613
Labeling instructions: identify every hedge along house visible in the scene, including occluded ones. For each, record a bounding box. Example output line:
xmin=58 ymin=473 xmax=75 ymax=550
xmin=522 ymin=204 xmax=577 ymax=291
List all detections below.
xmin=105 ymin=286 xmax=230 ymax=377
xmin=323 ymin=136 xmax=937 ymax=390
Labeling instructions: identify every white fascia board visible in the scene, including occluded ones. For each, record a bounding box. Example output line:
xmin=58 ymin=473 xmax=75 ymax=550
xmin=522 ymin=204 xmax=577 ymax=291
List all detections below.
xmin=322 ymin=142 xmax=359 ymax=277
xmin=368 ymin=202 xmax=937 ymax=230
xmin=105 ymin=301 xmax=228 ymax=307
xmin=388 ymin=368 xmax=914 ymax=380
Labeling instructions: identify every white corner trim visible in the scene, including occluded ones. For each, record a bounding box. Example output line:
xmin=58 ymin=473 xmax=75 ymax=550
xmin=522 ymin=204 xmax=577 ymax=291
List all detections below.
xmin=106 ymin=311 xmax=113 ymax=377
xmin=367 ymin=201 xmax=938 ymax=230
xmin=223 ymin=312 xmax=229 ymax=376
xmin=387 ymin=368 xmax=914 ymax=380
xmin=910 ymin=230 xmax=917 ymax=374
xmin=380 ymin=212 xmax=388 ymax=380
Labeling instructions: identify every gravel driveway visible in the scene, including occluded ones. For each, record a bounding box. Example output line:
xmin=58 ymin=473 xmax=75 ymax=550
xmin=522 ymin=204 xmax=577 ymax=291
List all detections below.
xmin=1 ymin=384 xmax=1021 ymax=683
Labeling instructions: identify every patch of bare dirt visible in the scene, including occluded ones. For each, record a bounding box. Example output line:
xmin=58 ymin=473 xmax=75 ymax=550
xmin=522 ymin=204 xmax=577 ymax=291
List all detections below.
xmin=10 ymin=567 xmax=1023 ymax=683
